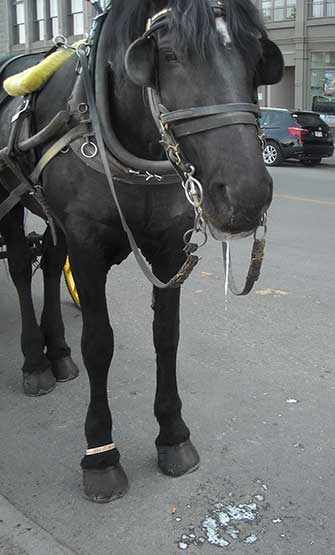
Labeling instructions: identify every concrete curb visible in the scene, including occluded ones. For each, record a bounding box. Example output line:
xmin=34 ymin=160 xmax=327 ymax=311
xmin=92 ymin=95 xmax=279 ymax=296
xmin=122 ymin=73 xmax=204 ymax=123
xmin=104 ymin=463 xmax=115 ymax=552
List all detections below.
xmin=0 ymin=493 xmax=75 ymax=555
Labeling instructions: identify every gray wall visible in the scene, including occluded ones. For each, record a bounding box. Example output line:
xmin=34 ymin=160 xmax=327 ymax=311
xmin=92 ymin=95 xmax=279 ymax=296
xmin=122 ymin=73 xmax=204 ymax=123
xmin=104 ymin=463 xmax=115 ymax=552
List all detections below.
xmin=268 ymin=67 xmax=296 ymax=110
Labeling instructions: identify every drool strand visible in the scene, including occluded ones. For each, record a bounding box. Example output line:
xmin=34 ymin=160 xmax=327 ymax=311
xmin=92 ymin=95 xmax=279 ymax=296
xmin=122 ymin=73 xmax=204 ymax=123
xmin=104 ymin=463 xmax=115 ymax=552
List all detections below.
xmin=223 ymin=240 xmax=230 ymax=311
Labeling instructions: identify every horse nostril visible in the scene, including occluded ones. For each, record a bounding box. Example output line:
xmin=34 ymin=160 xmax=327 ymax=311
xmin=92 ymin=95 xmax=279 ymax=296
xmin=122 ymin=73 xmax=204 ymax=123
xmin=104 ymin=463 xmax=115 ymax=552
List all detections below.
xmin=211 ymin=182 xmax=228 ymax=198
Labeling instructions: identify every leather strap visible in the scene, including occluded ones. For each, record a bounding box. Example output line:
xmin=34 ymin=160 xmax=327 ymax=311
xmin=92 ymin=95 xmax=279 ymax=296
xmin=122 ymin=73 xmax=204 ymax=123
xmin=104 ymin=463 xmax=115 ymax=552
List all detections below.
xmin=222 ymin=237 xmax=266 ymax=296
xmin=19 ymin=110 xmax=71 ymax=152
xmin=0 ymin=123 xmax=89 ymax=222
xmin=160 ymin=103 xmax=260 ymax=125
xmin=0 ymin=181 xmax=31 ymax=221
xmin=30 ymin=123 xmax=89 ymax=183
xmin=173 ymin=112 xmax=258 ymax=138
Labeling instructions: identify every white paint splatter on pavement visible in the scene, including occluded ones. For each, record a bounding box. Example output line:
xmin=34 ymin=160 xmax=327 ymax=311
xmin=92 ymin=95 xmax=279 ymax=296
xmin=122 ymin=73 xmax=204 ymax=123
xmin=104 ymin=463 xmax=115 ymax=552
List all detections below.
xmin=178 ymin=500 xmax=260 ymax=550
xmin=244 ymin=534 xmax=258 ymax=544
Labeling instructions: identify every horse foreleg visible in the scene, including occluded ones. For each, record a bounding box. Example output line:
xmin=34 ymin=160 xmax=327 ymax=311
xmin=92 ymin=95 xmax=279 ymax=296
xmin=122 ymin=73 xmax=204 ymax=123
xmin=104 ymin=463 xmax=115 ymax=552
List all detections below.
xmin=151 ymin=257 xmax=200 ymax=477
xmin=69 ymin=248 xmax=128 ymax=502
xmin=1 ymin=207 xmax=56 ymax=395
xmin=40 ymin=226 xmax=79 ymax=382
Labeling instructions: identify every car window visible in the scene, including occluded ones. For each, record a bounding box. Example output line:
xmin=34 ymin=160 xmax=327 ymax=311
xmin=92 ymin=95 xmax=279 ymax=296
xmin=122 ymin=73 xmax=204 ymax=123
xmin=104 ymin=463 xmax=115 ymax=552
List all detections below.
xmin=270 ymin=111 xmax=285 ymax=127
xmin=260 ymin=110 xmax=271 ymax=127
xmin=292 ymin=112 xmax=326 ymax=127
xmin=260 ymin=110 xmax=289 ymax=127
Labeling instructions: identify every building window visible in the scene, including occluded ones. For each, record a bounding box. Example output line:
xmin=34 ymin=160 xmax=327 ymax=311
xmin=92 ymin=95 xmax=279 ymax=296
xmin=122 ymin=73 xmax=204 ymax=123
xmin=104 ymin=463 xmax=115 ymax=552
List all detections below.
xmin=33 ymin=0 xmax=45 ymax=41
xmin=309 ymin=0 xmax=335 ymax=17
xmin=12 ymin=0 xmax=25 ymax=44
xmin=47 ymin=0 xmax=59 ymax=38
xmin=69 ymin=0 xmax=84 ymax=36
xmin=310 ymin=52 xmax=335 ymax=122
xmin=261 ymin=0 xmax=296 ymax=22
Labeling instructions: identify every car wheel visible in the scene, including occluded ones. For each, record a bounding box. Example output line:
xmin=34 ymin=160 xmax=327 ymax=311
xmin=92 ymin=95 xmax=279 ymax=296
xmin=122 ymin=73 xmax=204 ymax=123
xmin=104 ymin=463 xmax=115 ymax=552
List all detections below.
xmin=262 ymin=141 xmax=283 ymax=167
xmin=301 ymin=158 xmax=322 ymax=167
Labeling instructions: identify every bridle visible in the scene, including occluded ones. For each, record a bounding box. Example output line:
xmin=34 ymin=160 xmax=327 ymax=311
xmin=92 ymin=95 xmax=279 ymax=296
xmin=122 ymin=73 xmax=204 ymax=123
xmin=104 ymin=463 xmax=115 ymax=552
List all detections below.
xmin=141 ymin=2 xmax=267 ymax=285
xmin=144 ymin=3 xmax=264 ymax=175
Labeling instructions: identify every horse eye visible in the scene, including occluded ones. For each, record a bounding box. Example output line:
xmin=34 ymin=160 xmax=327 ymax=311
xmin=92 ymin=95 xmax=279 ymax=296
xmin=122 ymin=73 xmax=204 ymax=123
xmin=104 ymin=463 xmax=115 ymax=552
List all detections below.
xmin=161 ymin=48 xmax=178 ymax=62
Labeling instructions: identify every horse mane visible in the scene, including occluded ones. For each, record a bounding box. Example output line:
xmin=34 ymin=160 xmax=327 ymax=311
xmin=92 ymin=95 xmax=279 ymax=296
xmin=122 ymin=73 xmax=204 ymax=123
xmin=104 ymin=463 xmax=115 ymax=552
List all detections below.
xmin=110 ymin=0 xmax=266 ymax=76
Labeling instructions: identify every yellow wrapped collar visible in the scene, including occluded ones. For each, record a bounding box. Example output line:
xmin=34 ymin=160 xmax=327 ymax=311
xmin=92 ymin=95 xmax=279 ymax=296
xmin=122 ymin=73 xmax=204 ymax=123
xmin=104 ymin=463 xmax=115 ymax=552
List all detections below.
xmin=4 ymin=40 xmax=85 ymax=97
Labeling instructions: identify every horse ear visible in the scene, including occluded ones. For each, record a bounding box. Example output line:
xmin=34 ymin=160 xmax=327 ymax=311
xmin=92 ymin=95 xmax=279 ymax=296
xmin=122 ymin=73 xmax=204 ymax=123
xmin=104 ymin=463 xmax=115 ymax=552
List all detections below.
xmin=255 ymin=38 xmax=284 ymax=86
xmin=125 ymin=37 xmax=156 ymax=88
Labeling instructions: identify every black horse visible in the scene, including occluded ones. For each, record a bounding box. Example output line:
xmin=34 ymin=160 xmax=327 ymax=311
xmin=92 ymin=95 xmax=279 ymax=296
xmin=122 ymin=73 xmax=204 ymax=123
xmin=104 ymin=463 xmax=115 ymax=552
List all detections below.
xmin=0 ymin=0 xmax=283 ymax=502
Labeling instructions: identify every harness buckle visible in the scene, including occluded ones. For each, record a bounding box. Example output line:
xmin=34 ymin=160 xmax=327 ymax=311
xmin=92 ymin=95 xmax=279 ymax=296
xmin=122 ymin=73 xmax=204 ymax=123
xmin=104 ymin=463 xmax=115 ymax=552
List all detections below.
xmin=254 ymin=212 xmax=268 ymax=241
xmin=11 ymin=99 xmax=30 ymax=124
xmin=166 ymin=144 xmax=182 ymax=167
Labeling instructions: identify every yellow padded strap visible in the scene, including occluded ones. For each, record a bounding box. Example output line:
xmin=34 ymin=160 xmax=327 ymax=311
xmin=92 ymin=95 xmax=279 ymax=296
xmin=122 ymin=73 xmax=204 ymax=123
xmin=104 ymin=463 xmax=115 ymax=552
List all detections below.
xmin=3 ymin=39 xmax=85 ymax=97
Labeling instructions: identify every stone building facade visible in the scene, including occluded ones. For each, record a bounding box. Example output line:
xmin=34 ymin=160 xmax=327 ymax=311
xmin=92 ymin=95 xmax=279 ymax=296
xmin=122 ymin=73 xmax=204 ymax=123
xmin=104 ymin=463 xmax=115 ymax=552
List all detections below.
xmin=0 ymin=0 xmax=334 ymax=116
xmin=255 ymin=0 xmax=335 ymax=118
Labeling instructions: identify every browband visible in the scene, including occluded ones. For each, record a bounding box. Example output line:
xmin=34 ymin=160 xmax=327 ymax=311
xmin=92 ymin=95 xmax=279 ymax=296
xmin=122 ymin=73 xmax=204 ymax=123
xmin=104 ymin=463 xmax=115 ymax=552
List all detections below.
xmin=146 ymin=1 xmax=225 ymax=34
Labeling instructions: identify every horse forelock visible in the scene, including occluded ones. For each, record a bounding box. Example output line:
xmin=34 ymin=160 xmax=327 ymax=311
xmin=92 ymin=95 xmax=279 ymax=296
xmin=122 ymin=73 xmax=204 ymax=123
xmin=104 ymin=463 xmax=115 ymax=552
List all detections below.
xmin=110 ymin=0 xmax=265 ymax=77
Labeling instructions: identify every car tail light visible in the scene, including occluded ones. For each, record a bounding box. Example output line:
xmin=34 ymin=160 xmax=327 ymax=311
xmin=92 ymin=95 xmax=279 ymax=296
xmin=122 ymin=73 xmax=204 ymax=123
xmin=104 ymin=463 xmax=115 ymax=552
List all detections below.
xmin=288 ymin=126 xmax=309 ymax=144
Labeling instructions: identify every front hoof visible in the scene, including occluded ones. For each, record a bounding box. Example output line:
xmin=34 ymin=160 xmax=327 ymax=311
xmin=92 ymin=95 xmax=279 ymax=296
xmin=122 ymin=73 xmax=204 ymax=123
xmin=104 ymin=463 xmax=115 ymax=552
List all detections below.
xmin=157 ymin=439 xmax=200 ymax=477
xmin=83 ymin=464 xmax=129 ymax=503
xmin=23 ymin=367 xmax=56 ymax=397
xmin=51 ymin=356 xmax=79 ymax=382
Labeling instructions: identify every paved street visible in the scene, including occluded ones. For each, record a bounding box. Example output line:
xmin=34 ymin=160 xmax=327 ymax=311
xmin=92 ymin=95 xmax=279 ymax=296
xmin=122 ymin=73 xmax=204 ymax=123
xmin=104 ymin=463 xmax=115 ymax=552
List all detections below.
xmin=0 ymin=157 xmax=334 ymax=554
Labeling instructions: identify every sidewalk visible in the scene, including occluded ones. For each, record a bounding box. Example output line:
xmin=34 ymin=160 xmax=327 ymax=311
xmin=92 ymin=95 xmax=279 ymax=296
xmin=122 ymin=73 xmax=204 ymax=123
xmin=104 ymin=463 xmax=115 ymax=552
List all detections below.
xmin=0 ymin=494 xmax=74 ymax=555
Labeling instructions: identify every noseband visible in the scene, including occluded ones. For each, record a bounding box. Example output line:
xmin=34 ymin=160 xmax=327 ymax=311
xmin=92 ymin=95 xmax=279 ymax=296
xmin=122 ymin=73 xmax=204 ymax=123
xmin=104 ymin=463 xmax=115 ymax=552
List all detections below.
xmin=144 ymin=2 xmax=263 ymax=181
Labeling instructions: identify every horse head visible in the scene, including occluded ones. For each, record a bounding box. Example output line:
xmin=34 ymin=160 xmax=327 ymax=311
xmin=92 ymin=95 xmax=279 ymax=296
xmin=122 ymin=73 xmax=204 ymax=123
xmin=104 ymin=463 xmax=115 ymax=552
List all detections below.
xmin=114 ymin=0 xmax=284 ymax=238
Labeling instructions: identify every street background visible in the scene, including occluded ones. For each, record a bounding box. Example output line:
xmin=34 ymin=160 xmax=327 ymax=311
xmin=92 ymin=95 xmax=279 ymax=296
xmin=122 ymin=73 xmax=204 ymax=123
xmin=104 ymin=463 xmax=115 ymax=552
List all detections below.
xmin=0 ymin=156 xmax=334 ymax=554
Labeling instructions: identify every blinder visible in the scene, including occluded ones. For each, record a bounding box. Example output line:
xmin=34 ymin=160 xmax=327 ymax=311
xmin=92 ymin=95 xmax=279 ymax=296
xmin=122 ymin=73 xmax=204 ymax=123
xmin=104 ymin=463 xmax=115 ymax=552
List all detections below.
xmin=125 ymin=36 xmax=157 ymax=89
xmin=255 ymin=37 xmax=284 ymax=86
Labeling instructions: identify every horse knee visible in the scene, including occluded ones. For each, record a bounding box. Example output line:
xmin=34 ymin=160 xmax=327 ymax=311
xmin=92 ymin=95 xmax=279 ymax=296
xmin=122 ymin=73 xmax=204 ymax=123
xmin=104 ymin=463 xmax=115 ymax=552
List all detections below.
xmin=7 ymin=244 xmax=31 ymax=285
xmin=40 ymin=227 xmax=67 ymax=277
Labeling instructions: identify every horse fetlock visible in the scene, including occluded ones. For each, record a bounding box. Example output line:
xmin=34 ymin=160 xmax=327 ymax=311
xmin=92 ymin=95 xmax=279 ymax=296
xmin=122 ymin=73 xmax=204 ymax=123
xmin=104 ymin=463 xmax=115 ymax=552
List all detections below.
xmin=22 ymin=351 xmax=50 ymax=373
xmin=50 ymin=355 xmax=79 ymax=382
xmin=156 ymin=414 xmax=190 ymax=447
xmin=157 ymin=439 xmax=200 ymax=477
xmin=23 ymin=366 xmax=56 ymax=396
xmin=81 ymin=446 xmax=120 ymax=470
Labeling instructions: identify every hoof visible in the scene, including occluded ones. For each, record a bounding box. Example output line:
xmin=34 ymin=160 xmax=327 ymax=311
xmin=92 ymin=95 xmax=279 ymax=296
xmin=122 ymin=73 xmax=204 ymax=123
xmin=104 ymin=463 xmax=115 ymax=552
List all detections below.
xmin=51 ymin=356 xmax=79 ymax=382
xmin=23 ymin=367 xmax=56 ymax=397
xmin=83 ymin=464 xmax=129 ymax=503
xmin=157 ymin=439 xmax=200 ymax=477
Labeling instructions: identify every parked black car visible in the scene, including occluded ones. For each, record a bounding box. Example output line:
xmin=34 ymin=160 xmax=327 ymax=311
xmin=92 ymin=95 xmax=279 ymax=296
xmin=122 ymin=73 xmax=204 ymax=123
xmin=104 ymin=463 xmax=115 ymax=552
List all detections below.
xmin=260 ymin=108 xmax=334 ymax=167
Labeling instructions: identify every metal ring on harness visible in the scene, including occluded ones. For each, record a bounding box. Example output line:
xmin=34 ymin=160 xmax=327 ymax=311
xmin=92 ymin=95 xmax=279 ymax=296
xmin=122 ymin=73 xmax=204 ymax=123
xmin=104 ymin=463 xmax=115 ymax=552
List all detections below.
xmin=183 ymin=227 xmax=207 ymax=250
xmin=182 ymin=166 xmax=204 ymax=208
xmin=53 ymin=35 xmax=68 ymax=48
xmin=81 ymin=140 xmax=98 ymax=158
xmin=78 ymin=102 xmax=89 ymax=114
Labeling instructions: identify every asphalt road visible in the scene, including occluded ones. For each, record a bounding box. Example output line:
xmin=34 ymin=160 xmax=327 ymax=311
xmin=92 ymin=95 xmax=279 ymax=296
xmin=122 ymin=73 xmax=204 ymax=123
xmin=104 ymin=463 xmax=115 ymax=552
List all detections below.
xmin=0 ymin=157 xmax=334 ymax=554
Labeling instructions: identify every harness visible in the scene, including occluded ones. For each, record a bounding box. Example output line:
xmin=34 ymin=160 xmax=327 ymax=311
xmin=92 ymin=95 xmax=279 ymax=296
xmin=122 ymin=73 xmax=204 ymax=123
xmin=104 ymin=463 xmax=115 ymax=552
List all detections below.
xmin=0 ymin=1 xmax=267 ymax=294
